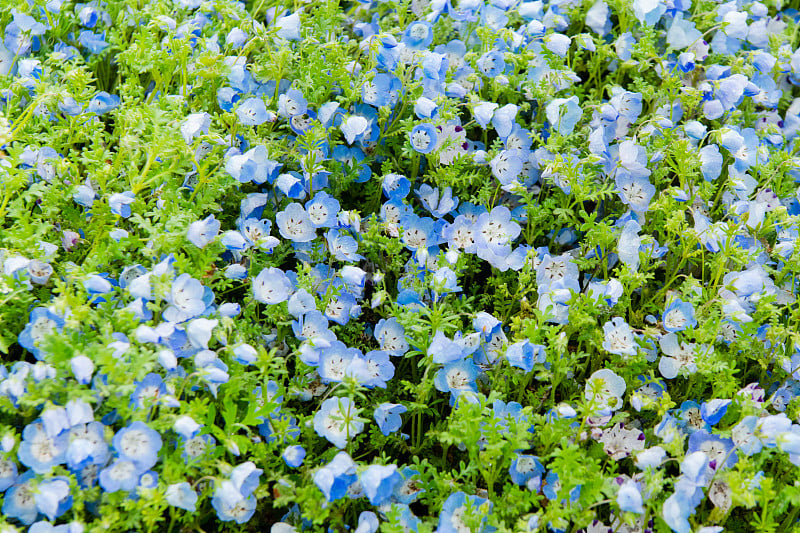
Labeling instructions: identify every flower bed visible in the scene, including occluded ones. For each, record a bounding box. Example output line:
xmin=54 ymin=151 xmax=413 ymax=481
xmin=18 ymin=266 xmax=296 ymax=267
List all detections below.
xmin=2 ymin=0 xmax=800 ymax=531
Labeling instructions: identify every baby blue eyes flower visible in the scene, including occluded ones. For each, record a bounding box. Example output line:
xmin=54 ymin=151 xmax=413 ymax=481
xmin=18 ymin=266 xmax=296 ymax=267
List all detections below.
xmin=282 ymin=445 xmax=306 ymax=467
xmin=361 ymin=464 xmax=401 ymax=505
xmin=253 ymin=267 xmax=294 ymax=304
xmin=166 ymin=482 xmax=198 ymax=512
xmin=545 ymin=96 xmax=581 ymax=136
xmin=112 ymin=421 xmax=162 ymax=471
xmin=313 ymin=396 xmax=364 ymax=449
xmin=342 ymin=115 xmax=370 ymax=145
xmin=314 ymin=451 xmax=358 ymax=502
xmin=476 ymin=50 xmax=505 ymax=77
xmin=78 ymin=30 xmax=108 ymax=54
xmin=663 ymin=299 xmax=697 ymax=332
xmin=438 ymin=492 xmax=493 ymax=533
xmin=236 ymin=97 xmax=269 ymax=126
xmin=585 ymin=368 xmax=626 ymax=410
xmin=187 ymin=214 xmax=221 ymax=248
xmin=109 ymin=191 xmax=135 ymax=218
xmin=181 ymin=112 xmax=212 ymax=144
xmin=617 ymin=480 xmax=644 ymax=513
xmin=403 ymin=20 xmax=433 ymax=50
xmin=409 ymin=123 xmax=438 ymax=154
xmin=602 ymin=317 xmax=638 ymax=357
xmin=374 ymin=402 xmax=407 ymax=435
xmin=87 ymin=91 xmax=120 ymax=115
xmin=276 ymin=202 xmax=317 ymax=242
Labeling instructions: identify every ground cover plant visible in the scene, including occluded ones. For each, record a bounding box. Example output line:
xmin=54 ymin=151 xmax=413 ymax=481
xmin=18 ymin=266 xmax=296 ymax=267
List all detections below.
xmin=3 ymin=0 xmax=800 ymax=531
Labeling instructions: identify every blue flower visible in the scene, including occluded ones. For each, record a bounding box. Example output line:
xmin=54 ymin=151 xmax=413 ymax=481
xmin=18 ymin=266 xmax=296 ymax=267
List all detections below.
xmin=617 ymin=480 xmax=644 ymax=513
xmin=163 ymin=273 xmax=211 ymax=323
xmin=505 ymin=340 xmax=546 ymax=373
xmin=375 ymin=318 xmax=409 ymax=356
xmin=313 ymin=451 xmax=358 ymax=502
xmin=18 ymin=307 xmax=65 ymax=360
xmin=545 ymin=96 xmax=581 ymax=136
xmin=78 ymin=30 xmax=108 ymax=53
xmin=663 ymin=299 xmax=697 ymax=332
xmin=374 ymin=402 xmax=407 ymax=435
xmin=187 ymin=214 xmax=220 ymax=248
xmin=87 ymin=91 xmax=120 ymax=114
xmin=437 ymin=492 xmax=492 ymax=533
xmin=602 ymin=317 xmax=638 ymax=357
xmin=509 ymin=454 xmax=544 ymax=489
xmin=313 ymin=397 xmax=364 ymax=449
xmin=18 ymin=422 xmax=67 ymax=474
xmin=403 ymin=20 xmax=433 ymax=50
xmin=3 ymin=472 xmax=39 ymax=524
xmin=109 ymin=191 xmax=135 ymax=218
xmin=361 ymin=464 xmax=401 ymax=505
xmin=99 ymin=459 xmax=142 ymax=492
xmin=166 ymin=482 xmax=198 ymax=512
xmin=434 ymin=359 xmax=479 ymax=404
xmin=276 ymin=202 xmax=317 ymax=242
xmin=282 ymin=445 xmax=306 ymax=467
xmin=112 ymin=421 xmax=162 ymax=471
xmin=409 ymin=123 xmax=438 ymax=154
xmin=253 ymin=267 xmax=294 ymax=305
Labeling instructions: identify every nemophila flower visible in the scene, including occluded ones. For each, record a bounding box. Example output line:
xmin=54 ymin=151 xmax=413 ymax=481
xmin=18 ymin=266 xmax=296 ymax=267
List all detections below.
xmin=417 ymin=184 xmax=458 ymax=218
xmin=505 ymin=340 xmax=546 ymax=373
xmin=361 ymin=464 xmax=401 ymax=505
xmin=109 ymin=191 xmax=135 ymax=218
xmin=546 ymin=96 xmax=581 ymax=136
xmin=616 ymin=174 xmax=655 ymax=212
xmin=374 ymin=403 xmax=407 ymax=436
xmin=79 ymin=29 xmax=108 ymax=53
xmin=187 ymin=214 xmax=220 ymax=248
xmin=617 ymin=219 xmax=642 ymax=271
xmin=375 ymin=317 xmax=409 ymax=356
xmin=163 ymin=273 xmax=211 ymax=323
xmin=617 ymin=480 xmax=644 ymax=513
xmin=211 ymin=489 xmax=256 ymax=524
xmin=341 ymin=115 xmax=369 ymax=145
xmin=99 ymin=459 xmax=141 ymax=493
xmin=435 ymin=123 xmax=469 ymax=164
xmin=166 ymin=482 xmax=198 ymax=512
xmin=313 ymin=396 xmax=364 ymax=449
xmin=490 ymin=149 xmax=524 ymax=186
xmin=474 ymin=206 xmax=521 ymax=256
xmin=602 ymin=317 xmax=638 ymax=357
xmin=438 ymin=492 xmax=492 ymax=533
xmin=658 ymin=333 xmax=700 ymax=379
xmin=252 ymin=267 xmax=294 ymax=305
xmin=18 ymin=422 xmax=68 ymax=474
xmin=662 ymin=299 xmax=697 ymax=332
xmin=282 ymin=445 xmax=305 ymax=467
xmin=19 ymin=307 xmax=65 ymax=360
xmin=276 ymin=202 xmax=317 ymax=242
xmin=3 ymin=473 xmax=39 ymax=524
xmin=39 ymin=493 xmax=79 ymax=528
xmin=324 ymin=292 xmax=358 ymax=325
xmin=509 ymin=454 xmax=545 ymax=490
xmin=112 ymin=422 xmax=162 ymax=471
xmin=225 ymin=145 xmax=282 ymax=185
xmin=599 ymin=423 xmax=645 ymax=460
xmin=314 ymin=451 xmax=358 ymax=502
xmin=585 ymin=369 xmax=626 ymax=410
xmin=403 ymin=20 xmax=433 ymax=49
xmin=409 ymin=123 xmax=438 ymax=154
xmin=688 ymin=430 xmax=737 ymax=471
xmin=278 ymin=88 xmax=307 ymax=118
xmin=434 ymin=359 xmax=479 ymax=404
xmin=276 ymin=11 xmax=302 ymax=41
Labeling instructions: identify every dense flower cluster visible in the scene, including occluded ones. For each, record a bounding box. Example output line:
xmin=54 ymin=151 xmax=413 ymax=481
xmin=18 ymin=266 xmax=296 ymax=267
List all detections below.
xmin=2 ymin=0 xmax=800 ymax=531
